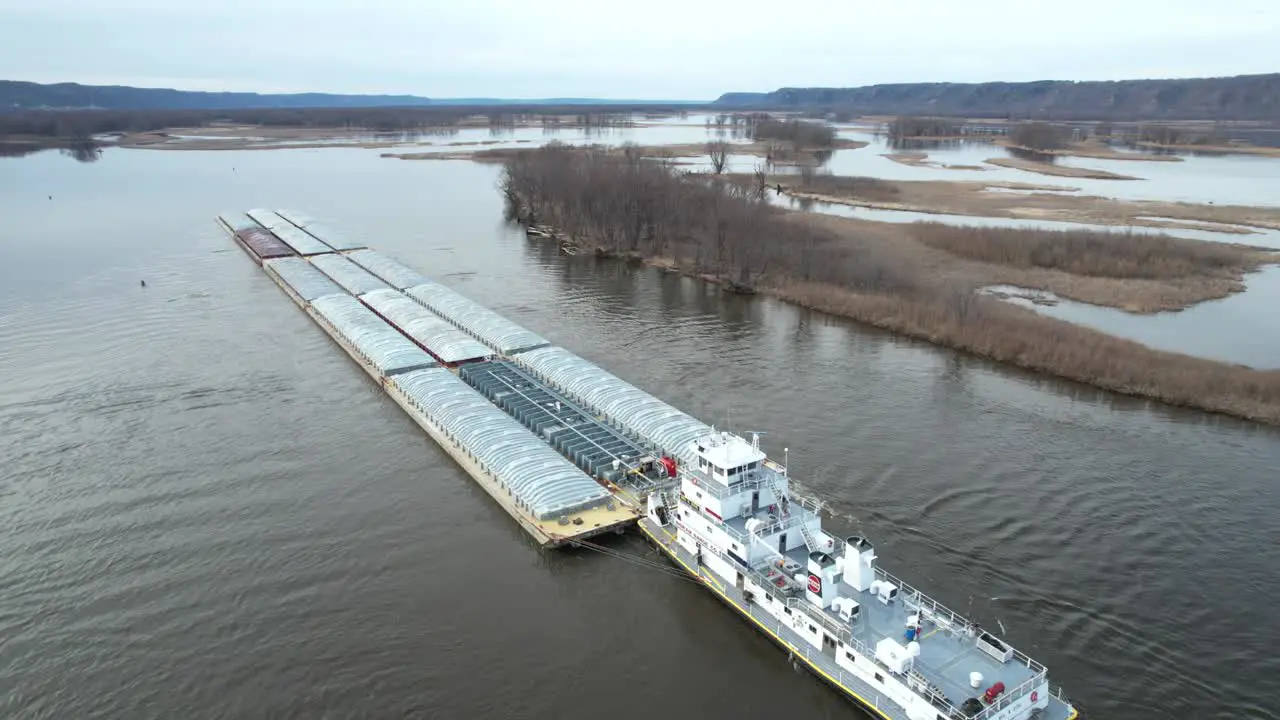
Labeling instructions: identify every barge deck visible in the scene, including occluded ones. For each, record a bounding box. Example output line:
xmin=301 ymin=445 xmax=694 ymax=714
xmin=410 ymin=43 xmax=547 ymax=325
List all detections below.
xmin=218 ymin=211 xmax=639 ymax=547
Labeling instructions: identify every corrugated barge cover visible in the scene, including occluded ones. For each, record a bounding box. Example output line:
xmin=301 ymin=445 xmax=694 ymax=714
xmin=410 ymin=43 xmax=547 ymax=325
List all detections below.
xmin=346 ymin=249 xmax=429 ymax=290
xmin=362 ymin=289 xmax=492 ymax=364
xmin=392 ymin=367 xmax=610 ymax=519
xmin=219 ymin=213 xmax=260 ymax=234
xmin=247 ymin=208 xmax=287 ymax=230
xmin=274 ymin=208 xmax=318 ymax=228
xmin=297 ymin=222 xmax=366 ymax=251
xmin=512 ymin=346 xmax=711 ymax=465
xmin=270 ymin=223 xmax=335 ymax=256
xmin=404 ymin=282 xmax=550 ymax=355
xmin=236 ymin=228 xmax=296 ymax=260
xmin=265 ymin=257 xmax=345 ymax=302
xmin=311 ymin=295 xmax=436 ymax=376
xmin=309 ymin=253 xmax=391 ymax=297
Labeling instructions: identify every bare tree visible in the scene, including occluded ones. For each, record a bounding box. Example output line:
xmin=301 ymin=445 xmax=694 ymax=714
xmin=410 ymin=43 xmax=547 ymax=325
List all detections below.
xmin=751 ymin=164 xmax=769 ymax=201
xmin=707 ymin=140 xmax=730 ymax=175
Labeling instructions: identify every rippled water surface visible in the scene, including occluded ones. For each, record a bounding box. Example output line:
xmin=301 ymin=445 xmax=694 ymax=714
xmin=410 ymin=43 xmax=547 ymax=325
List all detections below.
xmin=2 ymin=146 xmax=1279 ymax=720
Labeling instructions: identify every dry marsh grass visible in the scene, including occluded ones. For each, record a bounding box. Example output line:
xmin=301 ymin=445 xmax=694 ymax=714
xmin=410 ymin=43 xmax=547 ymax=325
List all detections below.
xmin=908 ymin=223 xmax=1253 ymax=280
xmin=984 ymin=156 xmax=1141 ymax=180
xmin=773 ymin=280 xmax=1280 ymax=425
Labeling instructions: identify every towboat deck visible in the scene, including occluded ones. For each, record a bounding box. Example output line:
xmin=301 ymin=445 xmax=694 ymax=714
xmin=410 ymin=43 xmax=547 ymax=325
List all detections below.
xmin=775 ymin=545 xmax=1039 ymax=712
xmin=639 ymin=516 xmax=1075 ymax=720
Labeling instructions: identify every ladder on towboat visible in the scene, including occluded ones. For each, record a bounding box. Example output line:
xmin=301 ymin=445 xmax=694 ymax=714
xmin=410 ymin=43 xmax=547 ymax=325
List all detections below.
xmin=760 ymin=466 xmax=823 ymax=553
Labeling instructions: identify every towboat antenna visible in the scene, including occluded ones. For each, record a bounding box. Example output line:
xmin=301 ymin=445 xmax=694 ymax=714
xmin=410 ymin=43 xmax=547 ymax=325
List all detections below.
xmin=784 ymin=447 xmax=789 ymax=477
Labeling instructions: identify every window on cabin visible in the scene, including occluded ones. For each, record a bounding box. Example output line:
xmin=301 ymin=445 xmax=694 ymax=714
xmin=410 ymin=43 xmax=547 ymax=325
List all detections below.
xmin=808 ymin=625 xmax=817 ymax=633
xmin=845 ymin=652 xmax=854 ymax=662
xmin=874 ymin=673 xmax=884 ymax=683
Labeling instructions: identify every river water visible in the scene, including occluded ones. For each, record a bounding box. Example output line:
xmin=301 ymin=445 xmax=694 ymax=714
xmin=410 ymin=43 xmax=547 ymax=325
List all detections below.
xmin=2 ymin=144 xmax=1279 ymax=720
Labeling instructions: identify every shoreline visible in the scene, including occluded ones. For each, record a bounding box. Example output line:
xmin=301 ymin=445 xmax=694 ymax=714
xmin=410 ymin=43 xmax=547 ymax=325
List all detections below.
xmin=1134 ymin=141 xmax=1280 ymax=157
xmin=517 ymin=220 xmax=1280 ymax=426
xmin=984 ymin=156 xmax=1142 ymax=180
xmin=749 ymin=174 xmax=1280 ymax=235
xmin=881 ymin=151 xmax=986 ymax=171
xmin=995 ymin=139 xmax=1183 ymax=162
xmin=517 ymin=221 xmax=1280 ymax=422
xmin=777 ymin=187 xmax=1263 ymax=235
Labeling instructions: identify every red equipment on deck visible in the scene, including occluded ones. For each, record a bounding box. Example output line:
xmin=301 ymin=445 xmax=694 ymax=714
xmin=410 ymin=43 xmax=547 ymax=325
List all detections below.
xmin=983 ymin=681 xmax=1006 ymax=704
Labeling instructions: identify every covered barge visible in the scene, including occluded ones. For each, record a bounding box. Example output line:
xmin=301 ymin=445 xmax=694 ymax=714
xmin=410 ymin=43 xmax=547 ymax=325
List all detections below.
xmin=217 ymin=210 xmax=639 ymax=547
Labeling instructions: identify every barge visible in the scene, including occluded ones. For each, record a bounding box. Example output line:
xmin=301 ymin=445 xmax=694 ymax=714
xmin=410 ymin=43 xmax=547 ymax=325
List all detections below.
xmin=217 ymin=210 xmax=642 ymax=547
xmin=217 ymin=210 xmax=1078 ymax=720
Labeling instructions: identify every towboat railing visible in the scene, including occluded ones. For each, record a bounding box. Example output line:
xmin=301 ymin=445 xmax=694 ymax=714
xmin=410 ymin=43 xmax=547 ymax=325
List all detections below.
xmin=672 ymin=516 xmax=969 ymax=720
xmin=681 ymin=468 xmax=771 ymax=500
xmin=874 ymin=567 xmax=1047 ymax=673
xmin=671 ymin=493 xmax=1062 ymax=720
xmin=871 ymin=564 xmax=1057 ymax=719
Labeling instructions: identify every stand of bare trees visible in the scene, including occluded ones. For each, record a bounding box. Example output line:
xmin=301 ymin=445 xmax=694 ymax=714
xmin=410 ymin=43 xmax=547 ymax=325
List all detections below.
xmin=1133 ymin=123 xmax=1227 ymax=146
xmin=501 ymin=143 xmax=908 ymax=293
xmin=886 ymin=116 xmax=961 ymax=139
xmin=1008 ymin=122 xmax=1068 ymax=151
xmin=749 ymin=118 xmax=837 ymax=149
xmin=0 ymin=105 xmax=686 ymax=142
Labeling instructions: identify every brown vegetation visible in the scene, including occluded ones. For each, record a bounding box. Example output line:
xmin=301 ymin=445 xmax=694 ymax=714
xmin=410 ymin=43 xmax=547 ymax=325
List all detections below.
xmin=885 ymin=116 xmax=967 ymax=139
xmin=1136 ymin=124 xmax=1225 ymax=146
xmin=1008 ymin=122 xmax=1069 ymax=151
xmin=761 ymin=173 xmax=1280 ymax=234
xmin=749 ymin=118 xmax=838 ymax=149
xmin=792 ymin=171 xmax=902 ymax=203
xmin=772 ymin=279 xmax=1280 ymax=424
xmin=379 ymin=138 xmax=866 ymax=167
xmin=995 ymin=137 xmax=1183 ymax=162
xmin=707 ymin=140 xmax=730 ymax=174
xmin=984 ymin=157 xmax=1141 ymax=180
xmin=0 ymin=105 xmax=693 ymax=143
xmin=499 ymin=144 xmax=1280 ymax=424
xmin=908 ymin=224 xmax=1249 ymax=280
xmin=1132 ymin=141 xmax=1280 ymax=157
xmin=882 ymin=151 xmax=987 ymax=171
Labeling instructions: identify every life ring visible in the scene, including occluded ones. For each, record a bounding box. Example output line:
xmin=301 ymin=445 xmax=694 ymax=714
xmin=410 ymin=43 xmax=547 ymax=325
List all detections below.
xmin=1031 ymin=691 xmax=1039 ymax=702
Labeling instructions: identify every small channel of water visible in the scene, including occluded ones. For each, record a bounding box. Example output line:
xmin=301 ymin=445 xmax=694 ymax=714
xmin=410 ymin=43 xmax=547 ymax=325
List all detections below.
xmin=819 ymin=132 xmax=1280 ymax=208
xmin=764 ymin=193 xmax=1280 ymax=249
xmin=987 ymin=265 xmax=1280 ymax=369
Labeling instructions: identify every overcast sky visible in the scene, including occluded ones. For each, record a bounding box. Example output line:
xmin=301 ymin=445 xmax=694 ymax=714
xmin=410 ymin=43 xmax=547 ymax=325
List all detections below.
xmin=1 ymin=0 xmax=1277 ymax=99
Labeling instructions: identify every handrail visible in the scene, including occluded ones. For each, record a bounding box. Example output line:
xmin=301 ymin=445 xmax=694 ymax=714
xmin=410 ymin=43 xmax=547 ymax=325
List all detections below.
xmin=682 ymin=468 xmax=770 ymax=499
xmin=875 ymin=566 xmax=1048 ymax=677
xmin=971 ymin=670 xmax=1047 ymax=720
xmin=667 ymin=491 xmax=1062 ymax=719
xmin=673 ymin=515 xmax=967 ymax=719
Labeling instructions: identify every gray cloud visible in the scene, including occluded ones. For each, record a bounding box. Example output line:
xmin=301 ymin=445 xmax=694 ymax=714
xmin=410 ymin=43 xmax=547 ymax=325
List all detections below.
xmin=1 ymin=0 xmax=1277 ymax=99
